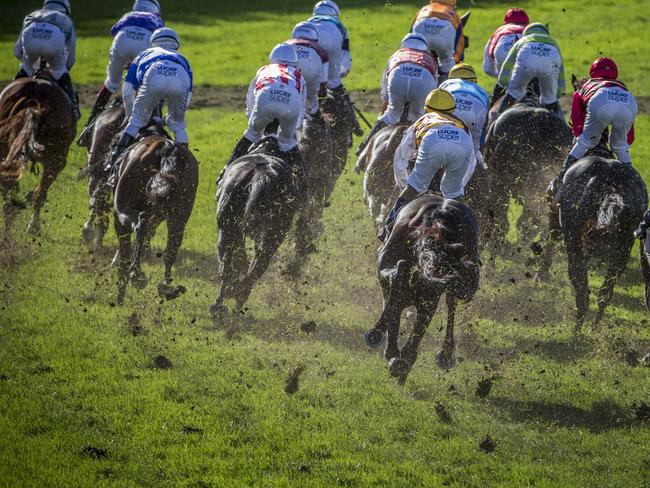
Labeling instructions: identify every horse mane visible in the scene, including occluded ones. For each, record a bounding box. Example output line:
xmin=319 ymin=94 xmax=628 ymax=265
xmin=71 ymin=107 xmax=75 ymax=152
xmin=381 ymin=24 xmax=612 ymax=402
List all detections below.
xmin=146 ymin=142 xmax=188 ymax=204
xmin=249 ymin=136 xmax=282 ymax=158
xmin=0 ymin=97 xmax=43 ymax=187
xmin=519 ymin=79 xmax=542 ymax=108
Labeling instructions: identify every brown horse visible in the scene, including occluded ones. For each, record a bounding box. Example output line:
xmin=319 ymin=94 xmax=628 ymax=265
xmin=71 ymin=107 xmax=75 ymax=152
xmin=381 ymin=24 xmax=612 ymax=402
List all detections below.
xmin=113 ymin=135 xmax=198 ymax=305
xmin=210 ymin=137 xmax=301 ymax=316
xmin=0 ymin=68 xmax=75 ymax=241
xmin=81 ymin=100 xmax=125 ymax=252
xmin=321 ymin=87 xmax=357 ymax=189
xmin=364 ymin=194 xmax=480 ymax=384
xmin=355 ymin=124 xmax=408 ymax=230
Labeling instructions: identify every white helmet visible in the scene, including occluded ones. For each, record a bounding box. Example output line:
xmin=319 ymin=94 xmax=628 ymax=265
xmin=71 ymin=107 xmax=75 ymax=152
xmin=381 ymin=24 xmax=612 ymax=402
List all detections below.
xmin=292 ymin=22 xmax=319 ymax=41
xmin=133 ymin=0 xmax=161 ymax=14
xmin=269 ymin=43 xmax=298 ymax=67
xmin=313 ymin=0 xmax=339 ymax=17
xmin=151 ymin=27 xmax=180 ymax=50
xmin=401 ymin=33 xmax=429 ymax=51
xmin=43 ymin=0 xmax=71 ymax=15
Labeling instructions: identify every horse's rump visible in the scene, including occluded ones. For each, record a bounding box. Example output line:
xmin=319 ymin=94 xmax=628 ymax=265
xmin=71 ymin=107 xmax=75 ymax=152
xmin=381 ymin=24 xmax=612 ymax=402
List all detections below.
xmin=0 ymin=99 xmax=43 ymax=186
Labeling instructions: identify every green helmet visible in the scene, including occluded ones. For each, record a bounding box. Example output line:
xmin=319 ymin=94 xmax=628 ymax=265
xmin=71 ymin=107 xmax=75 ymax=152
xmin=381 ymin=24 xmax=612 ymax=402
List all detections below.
xmin=524 ymin=22 xmax=549 ymax=36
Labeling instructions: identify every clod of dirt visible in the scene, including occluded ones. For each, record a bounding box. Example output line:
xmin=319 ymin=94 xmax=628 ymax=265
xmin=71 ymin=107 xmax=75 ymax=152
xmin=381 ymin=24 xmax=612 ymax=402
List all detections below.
xmin=476 ymin=377 xmax=494 ymax=398
xmin=127 ymin=313 xmax=140 ymax=327
xmin=299 ymin=321 xmax=317 ymax=334
xmin=80 ymin=445 xmax=108 ymax=459
xmin=641 ymin=353 xmax=650 ymax=367
xmin=530 ymin=241 xmax=544 ymax=256
xmin=635 ymin=402 xmax=650 ymax=421
xmin=157 ymin=282 xmax=187 ymax=301
xmin=623 ymin=349 xmax=640 ymax=367
xmin=435 ymin=403 xmax=452 ymax=423
xmin=182 ymin=425 xmax=203 ymax=434
xmin=284 ymin=365 xmax=305 ymax=395
xmin=479 ymin=435 xmax=496 ymax=453
xmin=152 ymin=355 xmax=173 ymax=370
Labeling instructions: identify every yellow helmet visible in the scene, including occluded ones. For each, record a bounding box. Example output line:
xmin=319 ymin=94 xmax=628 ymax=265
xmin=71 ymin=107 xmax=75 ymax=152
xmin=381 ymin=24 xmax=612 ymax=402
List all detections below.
xmin=449 ymin=63 xmax=477 ymax=83
xmin=424 ymin=88 xmax=456 ymax=114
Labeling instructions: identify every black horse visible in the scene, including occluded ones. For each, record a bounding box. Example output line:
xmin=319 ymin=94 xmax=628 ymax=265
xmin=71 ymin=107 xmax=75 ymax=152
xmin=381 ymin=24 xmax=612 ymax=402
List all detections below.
xmin=210 ymin=138 xmax=301 ymax=316
xmin=364 ymin=194 xmax=480 ymax=383
xmin=555 ymin=148 xmax=647 ymax=330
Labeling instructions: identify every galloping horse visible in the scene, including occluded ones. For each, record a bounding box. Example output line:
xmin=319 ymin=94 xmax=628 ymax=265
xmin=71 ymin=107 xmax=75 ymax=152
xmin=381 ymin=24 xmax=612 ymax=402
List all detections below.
xmin=210 ymin=138 xmax=301 ymax=316
xmin=81 ymin=100 xmax=125 ymax=252
xmin=0 ymin=65 xmax=76 ymax=241
xmin=482 ymin=82 xmax=572 ymax=252
xmin=321 ymin=88 xmax=357 ymax=189
xmin=555 ymin=144 xmax=646 ymax=330
xmin=113 ymin=134 xmax=198 ymax=305
xmin=364 ymin=194 xmax=480 ymax=384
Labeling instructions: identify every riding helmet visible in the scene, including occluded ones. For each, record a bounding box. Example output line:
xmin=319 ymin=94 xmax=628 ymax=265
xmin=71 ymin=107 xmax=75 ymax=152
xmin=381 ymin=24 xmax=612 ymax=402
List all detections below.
xmin=504 ymin=8 xmax=529 ymax=24
xmin=292 ymin=22 xmax=319 ymax=41
xmin=151 ymin=27 xmax=180 ymax=50
xmin=449 ymin=63 xmax=478 ymax=83
xmin=313 ymin=0 xmax=340 ymax=17
xmin=43 ymin=0 xmax=71 ymax=15
xmin=401 ymin=33 xmax=429 ymax=51
xmin=424 ymin=88 xmax=456 ymax=114
xmin=133 ymin=0 xmax=161 ymax=14
xmin=523 ymin=22 xmax=550 ymax=36
xmin=590 ymin=57 xmax=618 ymax=79
xmin=269 ymin=43 xmax=299 ymax=67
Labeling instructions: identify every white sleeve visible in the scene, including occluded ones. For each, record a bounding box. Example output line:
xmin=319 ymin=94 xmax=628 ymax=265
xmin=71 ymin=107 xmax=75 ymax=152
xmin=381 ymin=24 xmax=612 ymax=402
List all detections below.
xmin=122 ymin=82 xmax=136 ymax=118
xmin=482 ymin=37 xmax=498 ymax=79
xmin=462 ymin=147 xmax=478 ymax=187
xmin=321 ymin=61 xmax=329 ymax=84
xmin=341 ymin=50 xmax=351 ymax=77
xmin=245 ymin=77 xmax=256 ymax=118
xmin=66 ymin=25 xmax=77 ymax=69
xmin=380 ymin=61 xmax=390 ymax=102
xmin=394 ymin=127 xmax=416 ymax=189
xmin=186 ymin=91 xmax=192 ymax=110
xmin=14 ymin=34 xmax=23 ymax=60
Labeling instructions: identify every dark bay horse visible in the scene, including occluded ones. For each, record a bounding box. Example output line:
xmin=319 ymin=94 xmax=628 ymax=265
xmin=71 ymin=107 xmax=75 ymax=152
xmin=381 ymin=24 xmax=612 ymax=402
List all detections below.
xmin=556 ymin=150 xmax=646 ymax=330
xmin=113 ymin=136 xmax=198 ymax=305
xmin=81 ymin=100 xmax=125 ymax=252
xmin=355 ymin=123 xmax=408 ymax=230
xmin=364 ymin=194 xmax=480 ymax=383
xmin=210 ymin=138 xmax=301 ymax=316
xmin=482 ymin=83 xmax=572 ymax=253
xmin=0 ymin=69 xmax=75 ymax=241
xmin=321 ymin=87 xmax=357 ymax=188
xmin=639 ymin=225 xmax=650 ymax=313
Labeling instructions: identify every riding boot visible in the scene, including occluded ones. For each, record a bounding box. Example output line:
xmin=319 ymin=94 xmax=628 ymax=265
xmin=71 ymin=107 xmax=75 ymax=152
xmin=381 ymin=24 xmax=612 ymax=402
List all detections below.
xmin=355 ymin=120 xmax=387 ymax=156
xmin=14 ymin=68 xmax=29 ymax=80
xmin=497 ymin=94 xmax=517 ymax=115
xmin=78 ymin=85 xmax=112 ymax=147
xmin=544 ymin=101 xmax=564 ymax=120
xmin=489 ymin=83 xmax=505 ymax=107
xmin=106 ymin=133 xmax=136 ymax=189
xmin=547 ymin=155 xmax=578 ymax=199
xmin=216 ymin=137 xmax=253 ymax=186
xmin=378 ymin=196 xmax=408 ymax=243
xmin=56 ymin=73 xmax=81 ymax=120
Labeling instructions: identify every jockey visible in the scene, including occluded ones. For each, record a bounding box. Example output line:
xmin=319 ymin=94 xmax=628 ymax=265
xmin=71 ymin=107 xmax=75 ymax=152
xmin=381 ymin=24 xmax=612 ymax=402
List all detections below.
xmin=548 ymin=57 xmax=637 ymax=196
xmin=308 ymin=1 xmax=350 ymax=91
xmin=285 ymin=21 xmax=329 ymax=120
xmin=497 ymin=22 xmax=565 ymax=118
xmin=79 ymin=0 xmax=164 ymax=144
xmin=13 ymin=0 xmax=80 ymax=119
xmin=224 ymin=43 xmax=306 ymax=170
xmin=379 ymin=88 xmax=475 ymax=242
xmin=440 ymin=63 xmax=489 ymax=169
xmin=355 ymin=33 xmax=438 ymax=156
xmin=411 ymin=0 xmax=466 ymax=82
xmin=107 ymin=27 xmax=192 ymax=186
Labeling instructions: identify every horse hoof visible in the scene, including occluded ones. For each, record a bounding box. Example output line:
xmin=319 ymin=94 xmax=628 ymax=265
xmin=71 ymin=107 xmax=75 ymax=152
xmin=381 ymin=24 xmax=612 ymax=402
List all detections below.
xmin=435 ymin=350 xmax=456 ymax=370
xmin=364 ymin=328 xmax=385 ymax=348
xmin=130 ymin=271 xmax=148 ymax=289
xmin=388 ymin=357 xmax=411 ymax=377
xmin=209 ymin=303 xmax=228 ymax=317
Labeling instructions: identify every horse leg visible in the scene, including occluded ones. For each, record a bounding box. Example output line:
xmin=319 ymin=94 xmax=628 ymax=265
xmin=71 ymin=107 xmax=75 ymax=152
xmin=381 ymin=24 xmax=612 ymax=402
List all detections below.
xmin=2 ymin=185 xmax=20 ymax=247
xmin=210 ymin=224 xmax=247 ymax=316
xmin=396 ymin=299 xmax=438 ymax=384
xmin=27 ymin=159 xmax=63 ymax=235
xmin=127 ymin=212 xmax=150 ymax=289
xmin=565 ymin=238 xmax=589 ymax=332
xmin=114 ymin=217 xmax=132 ymax=306
xmin=435 ymin=294 xmax=457 ymax=370
xmin=593 ymin=251 xmax=627 ymax=326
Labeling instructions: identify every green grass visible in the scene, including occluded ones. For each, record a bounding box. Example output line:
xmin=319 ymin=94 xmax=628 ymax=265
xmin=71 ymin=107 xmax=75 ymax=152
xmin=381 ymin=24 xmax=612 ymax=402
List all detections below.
xmin=1 ymin=0 xmax=648 ymax=95
xmin=2 ymin=1 xmax=650 ymax=485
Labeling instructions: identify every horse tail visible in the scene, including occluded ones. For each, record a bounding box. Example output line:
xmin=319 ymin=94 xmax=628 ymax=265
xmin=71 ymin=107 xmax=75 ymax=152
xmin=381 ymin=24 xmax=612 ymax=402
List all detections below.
xmin=595 ymin=193 xmax=627 ymax=232
xmin=146 ymin=143 xmax=187 ymax=205
xmin=0 ymin=100 xmax=42 ymax=186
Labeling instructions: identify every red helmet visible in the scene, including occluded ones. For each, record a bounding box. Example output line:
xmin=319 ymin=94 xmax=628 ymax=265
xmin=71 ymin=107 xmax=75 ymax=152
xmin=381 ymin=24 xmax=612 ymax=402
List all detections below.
xmin=504 ymin=8 xmax=529 ymax=24
xmin=590 ymin=57 xmax=618 ymax=79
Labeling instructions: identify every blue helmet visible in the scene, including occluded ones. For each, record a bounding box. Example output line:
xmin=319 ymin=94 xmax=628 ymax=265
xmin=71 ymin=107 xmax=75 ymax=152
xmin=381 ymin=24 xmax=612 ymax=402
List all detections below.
xmin=313 ymin=0 xmax=339 ymax=17
xmin=269 ymin=43 xmax=298 ymax=67
xmin=133 ymin=0 xmax=161 ymax=14
xmin=292 ymin=22 xmax=319 ymax=41
xmin=151 ymin=27 xmax=180 ymax=50
xmin=401 ymin=33 xmax=429 ymax=51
